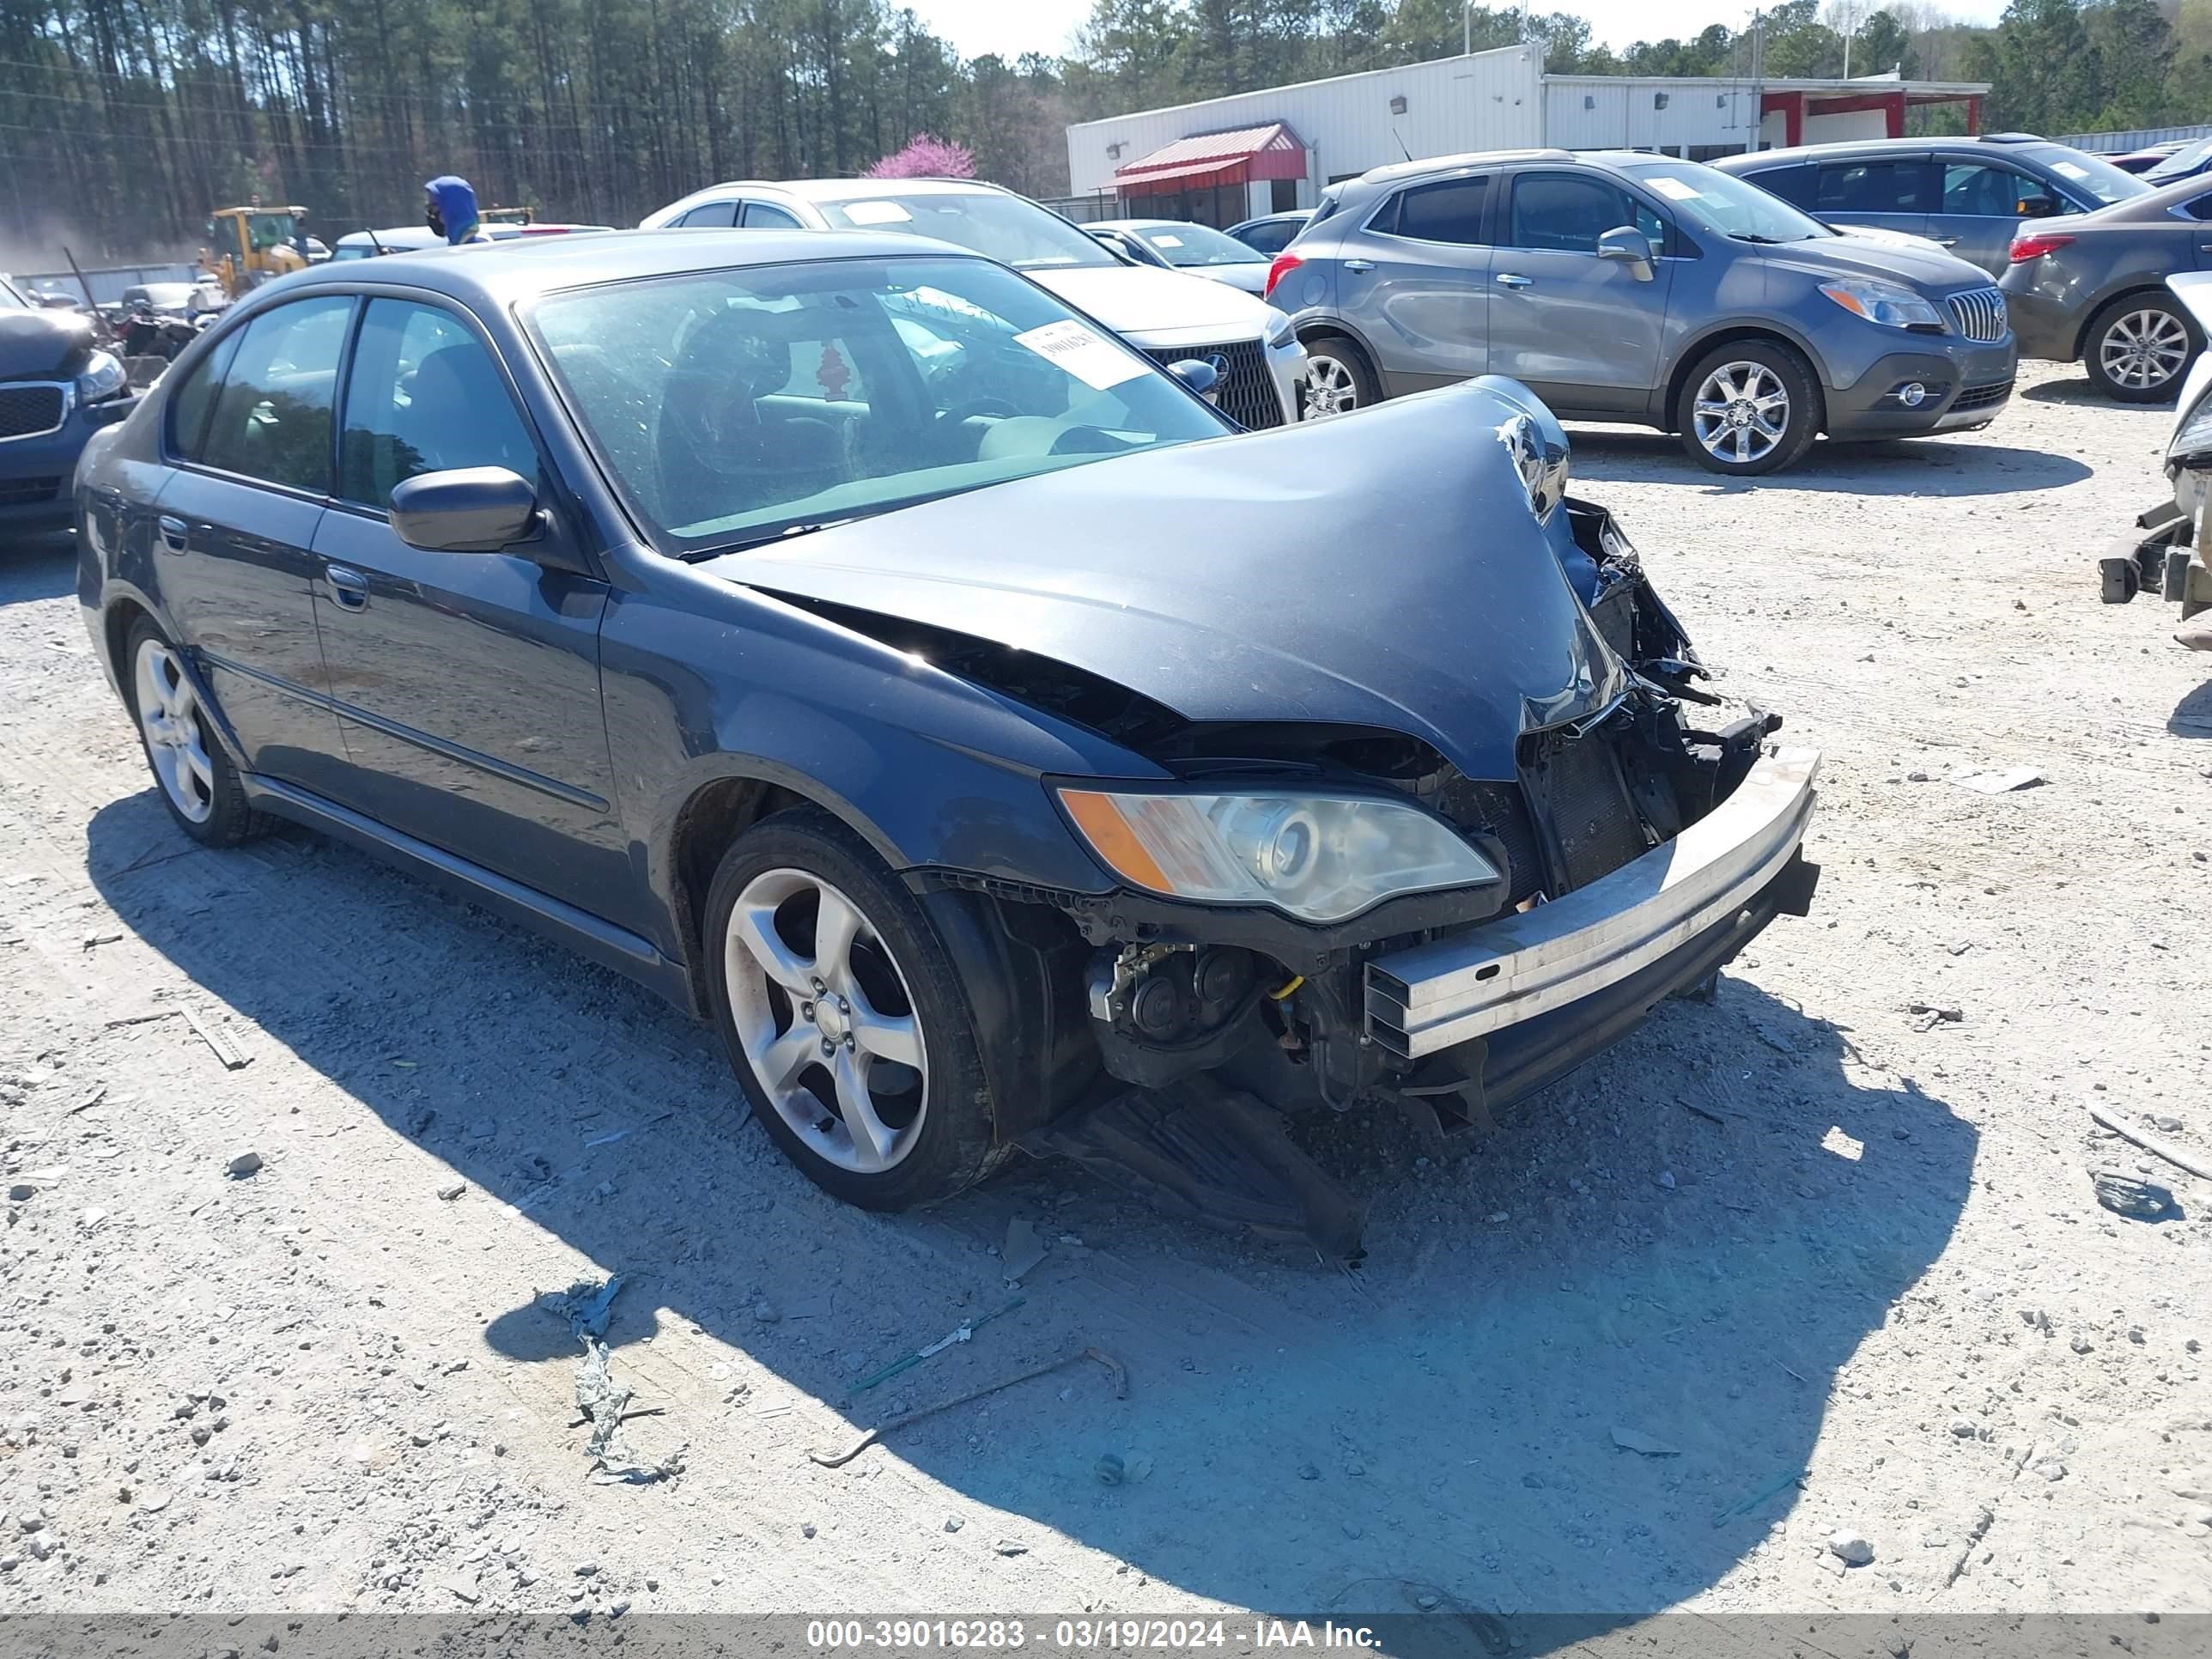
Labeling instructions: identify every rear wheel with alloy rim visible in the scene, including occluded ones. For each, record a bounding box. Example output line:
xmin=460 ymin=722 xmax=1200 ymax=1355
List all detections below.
xmin=1675 ymin=340 xmax=1820 ymax=477
xmin=1300 ymin=336 xmax=1376 ymax=419
xmin=127 ymin=618 xmax=261 ymax=845
xmin=704 ymin=807 xmax=1000 ymax=1207
xmin=2086 ymin=296 xmax=2197 ymax=403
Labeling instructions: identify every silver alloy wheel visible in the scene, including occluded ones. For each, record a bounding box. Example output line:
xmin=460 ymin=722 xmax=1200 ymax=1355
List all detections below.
xmin=724 ymin=868 xmax=928 ymax=1174
xmin=1692 ymin=360 xmax=1790 ymax=466
xmin=133 ymin=638 xmax=216 ymax=823
xmin=2100 ymin=308 xmax=2190 ymax=391
xmin=1302 ymin=354 xmax=1359 ymax=419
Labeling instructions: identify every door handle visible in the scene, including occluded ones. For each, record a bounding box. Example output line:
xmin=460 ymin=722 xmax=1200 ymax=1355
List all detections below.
xmin=1343 ymin=258 xmax=1375 ymax=273
xmin=1496 ymin=272 xmax=1533 ymax=289
xmin=1935 ymin=237 xmax=1960 ymax=247
xmin=156 ymin=514 xmax=187 ymax=554
xmin=325 ymin=565 xmax=370 ymax=611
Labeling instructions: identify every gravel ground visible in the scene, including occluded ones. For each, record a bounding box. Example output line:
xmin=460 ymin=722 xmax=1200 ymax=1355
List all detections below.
xmin=1 ymin=361 xmax=2208 ymax=1633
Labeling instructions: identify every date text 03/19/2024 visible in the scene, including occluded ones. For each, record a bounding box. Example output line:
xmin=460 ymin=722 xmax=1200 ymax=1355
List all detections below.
xmin=805 ymin=1619 xmax=1384 ymax=1650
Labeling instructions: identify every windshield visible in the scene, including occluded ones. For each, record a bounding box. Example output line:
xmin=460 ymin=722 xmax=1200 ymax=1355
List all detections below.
xmin=0 ymin=277 xmax=22 ymax=308
xmin=812 ymin=191 xmax=1117 ymax=270
xmin=1128 ymin=222 xmax=1266 ymax=268
xmin=528 ymin=256 xmax=1231 ymax=557
xmin=2144 ymin=138 xmax=2212 ymax=185
xmin=1618 ymin=159 xmax=1831 ymax=244
xmin=2031 ymin=143 xmax=2150 ymax=204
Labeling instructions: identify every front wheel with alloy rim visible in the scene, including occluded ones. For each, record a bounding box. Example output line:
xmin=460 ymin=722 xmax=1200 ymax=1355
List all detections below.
xmin=2086 ymin=297 xmax=2198 ymax=403
xmin=704 ymin=807 xmax=1000 ymax=1208
xmin=126 ymin=618 xmax=262 ymax=845
xmin=1675 ymin=341 xmax=1820 ymax=476
xmin=1300 ymin=337 xmax=1376 ymax=420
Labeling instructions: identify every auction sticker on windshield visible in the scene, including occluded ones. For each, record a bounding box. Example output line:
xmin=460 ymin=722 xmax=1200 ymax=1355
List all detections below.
xmin=843 ymin=200 xmax=914 ymax=224
xmin=1012 ymin=319 xmax=1147 ymax=391
xmin=1647 ymin=176 xmax=1701 ymax=201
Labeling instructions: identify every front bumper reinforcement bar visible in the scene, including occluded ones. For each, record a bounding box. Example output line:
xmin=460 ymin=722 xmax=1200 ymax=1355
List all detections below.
xmin=1364 ymin=747 xmax=1820 ymax=1059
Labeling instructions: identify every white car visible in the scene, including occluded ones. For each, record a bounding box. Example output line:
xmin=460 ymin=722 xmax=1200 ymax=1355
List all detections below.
xmin=641 ymin=179 xmax=1306 ymax=428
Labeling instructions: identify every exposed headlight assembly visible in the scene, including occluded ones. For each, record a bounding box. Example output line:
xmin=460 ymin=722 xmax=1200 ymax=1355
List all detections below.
xmin=1818 ymin=277 xmax=1945 ymax=331
xmin=2170 ymin=388 xmax=2212 ymax=462
xmin=1058 ymin=787 xmax=1501 ymax=924
xmin=76 ymin=349 xmax=126 ymax=404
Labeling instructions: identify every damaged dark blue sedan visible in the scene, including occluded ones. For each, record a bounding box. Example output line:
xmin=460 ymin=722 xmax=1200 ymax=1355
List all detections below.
xmin=75 ymin=232 xmax=1820 ymax=1255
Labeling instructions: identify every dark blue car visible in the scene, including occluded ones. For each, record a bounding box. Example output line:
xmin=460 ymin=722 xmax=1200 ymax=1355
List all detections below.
xmin=0 ymin=274 xmax=136 ymax=534
xmin=75 ymin=231 xmax=1820 ymax=1249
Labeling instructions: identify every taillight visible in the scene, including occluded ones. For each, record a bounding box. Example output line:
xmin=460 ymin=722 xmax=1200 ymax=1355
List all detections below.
xmin=2009 ymin=232 xmax=2075 ymax=263
xmin=1265 ymin=252 xmax=1304 ymax=297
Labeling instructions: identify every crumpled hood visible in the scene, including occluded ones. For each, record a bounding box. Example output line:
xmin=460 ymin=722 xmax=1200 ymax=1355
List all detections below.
xmin=0 ymin=308 xmax=94 ymax=380
xmin=1025 ymin=262 xmax=1278 ymax=342
xmin=1766 ymin=234 xmax=1995 ymax=293
xmin=708 ymin=382 xmax=1626 ymax=780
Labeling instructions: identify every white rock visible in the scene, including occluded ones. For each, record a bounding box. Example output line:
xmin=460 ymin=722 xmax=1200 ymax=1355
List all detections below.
xmin=1827 ymin=1529 xmax=1875 ymax=1567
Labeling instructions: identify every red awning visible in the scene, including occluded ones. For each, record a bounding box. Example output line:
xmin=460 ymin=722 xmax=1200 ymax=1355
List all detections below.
xmin=1114 ymin=122 xmax=1307 ymax=192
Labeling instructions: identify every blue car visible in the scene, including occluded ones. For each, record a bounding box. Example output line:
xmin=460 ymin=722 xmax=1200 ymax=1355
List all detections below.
xmin=1 ymin=274 xmax=135 ymax=537
xmin=75 ymin=231 xmax=1819 ymax=1251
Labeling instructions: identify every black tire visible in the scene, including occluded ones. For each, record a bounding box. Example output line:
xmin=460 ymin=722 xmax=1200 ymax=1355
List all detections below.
xmin=703 ymin=805 xmax=1002 ymax=1209
xmin=2083 ymin=294 xmax=2200 ymax=404
xmin=1299 ymin=331 xmax=1379 ymax=420
xmin=1674 ymin=339 xmax=1821 ymax=477
xmin=124 ymin=617 xmax=263 ymax=847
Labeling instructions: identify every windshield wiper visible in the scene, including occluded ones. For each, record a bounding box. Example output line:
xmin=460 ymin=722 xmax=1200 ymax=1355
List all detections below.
xmin=1729 ymin=232 xmax=1788 ymax=245
xmin=681 ymin=517 xmax=856 ymax=562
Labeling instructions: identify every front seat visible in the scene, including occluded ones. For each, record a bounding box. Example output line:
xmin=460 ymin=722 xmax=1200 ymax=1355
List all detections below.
xmin=655 ymin=307 xmax=847 ymax=532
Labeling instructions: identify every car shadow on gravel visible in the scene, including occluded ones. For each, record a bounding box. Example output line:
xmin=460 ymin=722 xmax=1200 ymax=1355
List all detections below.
xmin=1 ymin=534 xmax=76 ymax=605
xmin=85 ymin=793 xmax=1975 ymax=1647
xmin=1567 ymin=428 xmax=2093 ymax=495
xmin=2171 ymin=678 xmax=2212 ymax=736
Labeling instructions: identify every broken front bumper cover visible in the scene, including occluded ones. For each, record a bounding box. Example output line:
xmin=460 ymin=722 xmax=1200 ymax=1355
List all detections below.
xmin=1364 ymin=747 xmax=1820 ymax=1060
xmin=2101 ymin=494 xmax=2212 ymax=650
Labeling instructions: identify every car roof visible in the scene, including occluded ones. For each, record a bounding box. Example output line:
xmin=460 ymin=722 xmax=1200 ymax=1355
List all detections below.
xmin=1722 ymin=136 xmax=2065 ymax=168
xmin=1091 ymin=217 xmax=1232 ymax=234
xmin=263 ymin=228 xmax=984 ymax=310
xmin=681 ymin=177 xmax=1006 ymax=204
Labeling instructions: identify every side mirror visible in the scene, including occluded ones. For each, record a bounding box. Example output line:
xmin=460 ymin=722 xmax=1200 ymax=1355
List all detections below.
xmin=1596 ymin=226 xmax=1656 ymax=282
xmin=2017 ymin=194 xmax=2058 ymax=220
xmin=37 ymin=292 xmax=80 ymax=310
xmin=389 ymin=466 xmax=538 ymax=552
xmin=1166 ymin=357 xmax=1220 ymax=401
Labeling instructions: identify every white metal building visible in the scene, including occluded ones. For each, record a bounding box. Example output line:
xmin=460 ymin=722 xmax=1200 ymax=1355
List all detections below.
xmin=1066 ymin=48 xmax=1988 ymax=227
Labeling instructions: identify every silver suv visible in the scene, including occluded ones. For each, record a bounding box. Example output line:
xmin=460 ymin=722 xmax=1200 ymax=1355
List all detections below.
xmin=1267 ymin=149 xmax=2017 ymax=475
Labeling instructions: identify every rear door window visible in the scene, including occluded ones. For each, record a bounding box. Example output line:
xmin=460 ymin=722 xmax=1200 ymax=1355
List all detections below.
xmin=165 ymin=330 xmax=242 ymax=462
xmin=1814 ymin=161 xmax=1933 ymax=213
xmin=2179 ymin=191 xmax=2212 ymax=222
xmin=1745 ymin=164 xmax=1816 ymax=208
xmin=1507 ymin=173 xmax=1665 ymax=253
xmin=197 ymin=295 xmax=354 ymax=494
xmin=743 ymin=203 xmax=804 ymax=229
xmin=1386 ymin=175 xmax=1492 ymax=245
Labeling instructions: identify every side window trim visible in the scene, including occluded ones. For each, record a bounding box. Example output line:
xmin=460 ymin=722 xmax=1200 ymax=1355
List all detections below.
xmin=329 ymin=292 xmax=554 ymax=521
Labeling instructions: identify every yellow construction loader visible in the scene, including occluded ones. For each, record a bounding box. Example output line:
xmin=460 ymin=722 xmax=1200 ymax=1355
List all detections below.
xmin=201 ymin=205 xmax=308 ymax=298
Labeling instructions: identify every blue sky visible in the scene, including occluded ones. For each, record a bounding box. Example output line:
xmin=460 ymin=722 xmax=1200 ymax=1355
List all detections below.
xmin=902 ymin=0 xmax=2011 ymax=69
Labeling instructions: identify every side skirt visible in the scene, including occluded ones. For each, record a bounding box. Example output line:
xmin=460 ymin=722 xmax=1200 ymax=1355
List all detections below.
xmin=241 ymin=774 xmax=696 ymax=1015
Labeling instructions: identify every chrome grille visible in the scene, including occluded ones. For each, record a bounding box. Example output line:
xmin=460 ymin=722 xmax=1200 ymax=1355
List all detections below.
xmin=1141 ymin=340 xmax=1283 ymax=429
xmin=1947 ymin=288 xmax=2008 ymax=343
xmin=0 ymin=382 xmax=66 ymax=441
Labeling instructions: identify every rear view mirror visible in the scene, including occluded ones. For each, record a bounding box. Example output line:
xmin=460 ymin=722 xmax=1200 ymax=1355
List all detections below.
xmin=1596 ymin=226 xmax=1656 ymax=282
xmin=389 ymin=466 xmax=538 ymax=552
xmin=2018 ymin=194 xmax=2058 ymax=219
xmin=1167 ymin=358 xmax=1221 ymax=401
